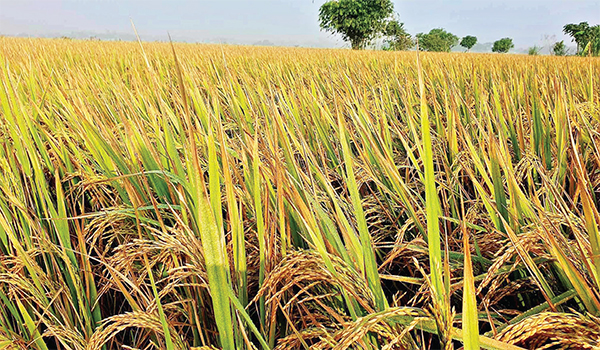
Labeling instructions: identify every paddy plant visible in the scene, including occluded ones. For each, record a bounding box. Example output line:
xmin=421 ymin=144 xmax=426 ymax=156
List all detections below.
xmin=0 ymin=37 xmax=599 ymax=349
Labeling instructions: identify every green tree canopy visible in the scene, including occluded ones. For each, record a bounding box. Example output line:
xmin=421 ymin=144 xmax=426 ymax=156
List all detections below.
xmin=383 ymin=19 xmax=413 ymax=51
xmin=416 ymin=28 xmax=459 ymax=52
xmin=553 ymin=41 xmax=567 ymax=56
xmin=563 ymin=22 xmax=600 ymax=56
xmin=563 ymin=22 xmax=600 ymax=54
xmin=460 ymin=36 xmax=477 ymax=51
xmin=318 ymin=0 xmax=394 ymax=50
xmin=492 ymin=38 xmax=514 ymax=53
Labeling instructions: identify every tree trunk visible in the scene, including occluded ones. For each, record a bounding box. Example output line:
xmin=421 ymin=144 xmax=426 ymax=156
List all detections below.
xmin=351 ymin=39 xmax=365 ymax=50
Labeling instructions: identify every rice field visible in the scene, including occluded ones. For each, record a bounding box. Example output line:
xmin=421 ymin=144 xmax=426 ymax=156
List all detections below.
xmin=0 ymin=36 xmax=599 ymax=349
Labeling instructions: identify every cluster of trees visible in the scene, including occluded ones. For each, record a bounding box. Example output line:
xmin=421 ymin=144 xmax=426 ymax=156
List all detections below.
xmin=563 ymin=22 xmax=600 ymax=56
xmin=527 ymin=22 xmax=599 ymax=56
xmin=318 ymin=0 xmax=599 ymax=56
xmin=318 ymin=0 xmax=511 ymax=53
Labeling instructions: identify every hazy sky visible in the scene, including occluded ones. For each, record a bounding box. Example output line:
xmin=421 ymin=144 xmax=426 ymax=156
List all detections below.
xmin=1 ymin=0 xmax=599 ymax=48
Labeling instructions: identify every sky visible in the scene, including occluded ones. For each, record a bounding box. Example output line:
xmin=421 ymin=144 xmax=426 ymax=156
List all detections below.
xmin=0 ymin=0 xmax=599 ymax=49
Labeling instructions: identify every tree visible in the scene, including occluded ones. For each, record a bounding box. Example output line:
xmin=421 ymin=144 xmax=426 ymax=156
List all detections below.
xmin=318 ymin=0 xmax=394 ymax=50
xmin=593 ymin=29 xmax=600 ymax=56
xmin=552 ymin=41 xmax=567 ymax=56
xmin=563 ymin=22 xmax=600 ymax=55
xmin=460 ymin=35 xmax=477 ymax=51
xmin=492 ymin=38 xmax=514 ymax=53
xmin=383 ymin=19 xmax=413 ymax=51
xmin=416 ymin=28 xmax=459 ymax=52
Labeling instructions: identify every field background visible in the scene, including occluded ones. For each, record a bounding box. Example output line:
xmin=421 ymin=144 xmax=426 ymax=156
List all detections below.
xmin=1 ymin=37 xmax=600 ymax=349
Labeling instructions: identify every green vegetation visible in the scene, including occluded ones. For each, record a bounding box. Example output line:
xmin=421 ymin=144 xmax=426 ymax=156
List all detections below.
xmin=1 ymin=36 xmax=600 ymax=350
xmin=383 ymin=19 xmax=413 ymax=51
xmin=528 ymin=45 xmax=541 ymax=55
xmin=460 ymin=35 xmax=478 ymax=51
xmin=416 ymin=28 xmax=459 ymax=52
xmin=316 ymin=1 xmax=596 ymax=56
xmin=563 ymin=21 xmax=600 ymax=55
xmin=492 ymin=37 xmax=514 ymax=53
xmin=318 ymin=0 xmax=394 ymax=49
xmin=552 ymin=40 xmax=567 ymax=56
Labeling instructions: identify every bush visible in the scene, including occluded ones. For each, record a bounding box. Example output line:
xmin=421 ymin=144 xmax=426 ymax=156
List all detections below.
xmin=553 ymin=41 xmax=567 ymax=56
xmin=528 ymin=46 xmax=541 ymax=55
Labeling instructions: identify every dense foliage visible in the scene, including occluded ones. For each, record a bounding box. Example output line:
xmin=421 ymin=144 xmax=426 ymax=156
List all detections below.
xmin=552 ymin=40 xmax=567 ymax=56
xmin=563 ymin=22 xmax=600 ymax=56
xmin=492 ymin=37 xmax=514 ymax=53
xmin=416 ymin=28 xmax=459 ymax=52
xmin=383 ymin=19 xmax=413 ymax=51
xmin=318 ymin=0 xmax=394 ymax=49
xmin=1 ymin=37 xmax=600 ymax=350
xmin=460 ymin=35 xmax=477 ymax=51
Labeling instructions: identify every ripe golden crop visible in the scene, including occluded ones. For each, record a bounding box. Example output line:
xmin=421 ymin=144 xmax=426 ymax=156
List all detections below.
xmin=0 ymin=37 xmax=599 ymax=349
